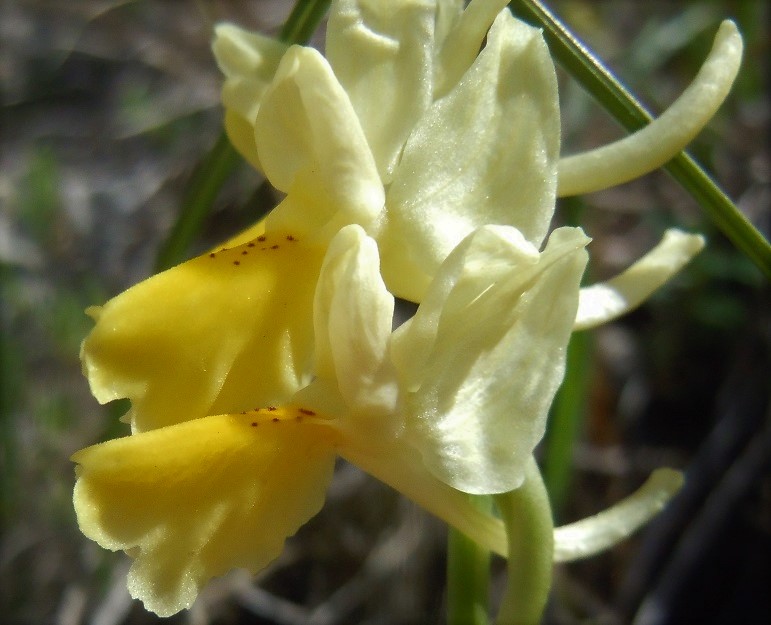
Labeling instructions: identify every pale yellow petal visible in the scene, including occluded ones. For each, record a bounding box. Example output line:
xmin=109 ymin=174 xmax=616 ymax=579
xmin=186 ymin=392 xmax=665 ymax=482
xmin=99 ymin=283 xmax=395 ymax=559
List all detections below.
xmin=380 ymin=11 xmax=559 ymax=301
xmin=434 ymin=0 xmax=465 ymax=49
xmin=213 ymin=23 xmax=288 ymax=83
xmin=81 ymin=234 xmax=325 ymax=432
xmin=394 ymin=226 xmax=589 ymax=494
xmin=392 ymin=225 xmax=539 ymax=390
xmin=255 ymin=46 xmax=384 ymax=243
xmin=433 ymin=0 xmax=510 ymax=97
xmin=558 ymin=21 xmax=742 ymax=196
xmin=73 ymin=410 xmax=337 ymax=616
xmin=223 ymin=108 xmax=262 ymax=171
xmin=312 ymin=225 xmax=396 ymax=419
xmin=574 ymin=229 xmax=704 ymax=330
xmin=213 ymin=23 xmax=289 ymax=173
xmin=554 ymin=469 xmax=683 ymax=562
xmin=213 ymin=23 xmax=287 ymax=120
xmin=327 ymin=0 xmax=436 ymax=182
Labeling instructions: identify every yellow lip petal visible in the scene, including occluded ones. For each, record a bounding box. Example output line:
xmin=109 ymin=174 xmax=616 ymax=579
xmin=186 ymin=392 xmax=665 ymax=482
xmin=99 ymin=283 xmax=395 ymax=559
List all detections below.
xmin=81 ymin=234 xmax=326 ymax=432
xmin=72 ymin=410 xmax=338 ymax=617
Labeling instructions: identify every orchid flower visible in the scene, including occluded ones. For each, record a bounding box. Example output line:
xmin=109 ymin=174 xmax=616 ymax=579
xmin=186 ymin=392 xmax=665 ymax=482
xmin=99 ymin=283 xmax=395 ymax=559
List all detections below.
xmin=214 ymin=0 xmax=740 ymax=305
xmin=73 ymin=224 xmax=680 ymax=616
xmin=71 ymin=0 xmax=744 ymax=619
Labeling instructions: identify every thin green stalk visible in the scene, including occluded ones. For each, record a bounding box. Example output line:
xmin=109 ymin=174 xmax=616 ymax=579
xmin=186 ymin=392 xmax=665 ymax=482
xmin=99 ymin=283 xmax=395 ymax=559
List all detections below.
xmin=494 ymin=458 xmax=554 ymax=625
xmin=155 ymin=0 xmax=332 ymax=271
xmin=447 ymin=495 xmax=493 ymax=625
xmin=510 ymin=0 xmax=771 ymax=280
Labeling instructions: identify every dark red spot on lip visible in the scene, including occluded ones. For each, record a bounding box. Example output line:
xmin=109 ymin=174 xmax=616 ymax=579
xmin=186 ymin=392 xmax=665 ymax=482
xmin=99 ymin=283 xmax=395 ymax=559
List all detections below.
xmin=270 ymin=244 xmax=280 ymax=250
xmin=272 ymin=418 xmax=279 ymax=423
xmin=209 ymin=252 xmax=216 ymax=258
xmin=233 ymin=260 xmax=240 ymax=266
xmin=242 ymin=250 xmax=248 ymax=255
xmin=299 ymin=408 xmax=316 ymax=416
xmin=251 ymin=422 xmax=258 ymax=427
xmin=267 ymin=406 xmax=277 ymax=411
xmin=257 ymin=235 xmax=266 ymax=242
xmin=286 ymin=235 xmax=295 ymax=241
xmin=247 ymin=242 xmax=255 ymax=247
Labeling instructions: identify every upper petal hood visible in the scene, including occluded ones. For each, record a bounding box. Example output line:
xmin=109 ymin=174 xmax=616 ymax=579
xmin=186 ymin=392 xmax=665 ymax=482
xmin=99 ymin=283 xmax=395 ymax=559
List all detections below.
xmin=433 ymin=0 xmax=511 ymax=97
xmin=326 ymin=0 xmax=436 ymax=183
xmin=379 ymin=10 xmax=560 ymax=301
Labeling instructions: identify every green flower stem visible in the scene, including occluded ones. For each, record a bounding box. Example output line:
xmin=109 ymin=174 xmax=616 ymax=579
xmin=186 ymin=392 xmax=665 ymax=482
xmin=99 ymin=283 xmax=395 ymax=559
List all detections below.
xmin=510 ymin=0 xmax=771 ymax=280
xmin=154 ymin=0 xmax=332 ymax=271
xmin=447 ymin=495 xmax=493 ymax=625
xmin=494 ymin=458 xmax=554 ymax=625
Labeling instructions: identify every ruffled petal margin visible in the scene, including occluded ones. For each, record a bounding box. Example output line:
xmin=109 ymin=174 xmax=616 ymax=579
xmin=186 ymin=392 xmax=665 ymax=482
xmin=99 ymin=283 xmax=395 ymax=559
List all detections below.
xmin=393 ymin=226 xmax=589 ymax=495
xmin=72 ymin=411 xmax=337 ymax=616
xmin=81 ymin=235 xmax=325 ymax=432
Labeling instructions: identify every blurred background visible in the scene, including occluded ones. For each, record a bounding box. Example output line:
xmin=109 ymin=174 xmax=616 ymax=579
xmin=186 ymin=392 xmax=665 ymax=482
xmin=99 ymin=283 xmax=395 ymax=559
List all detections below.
xmin=1 ymin=1 xmax=768 ymax=624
